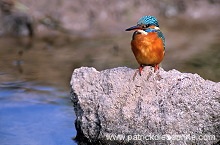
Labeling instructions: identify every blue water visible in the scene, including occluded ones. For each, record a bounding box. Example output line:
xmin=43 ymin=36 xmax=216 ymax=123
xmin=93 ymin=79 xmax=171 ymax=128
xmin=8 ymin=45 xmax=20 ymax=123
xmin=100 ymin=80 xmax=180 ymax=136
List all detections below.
xmin=0 ymin=80 xmax=77 ymax=145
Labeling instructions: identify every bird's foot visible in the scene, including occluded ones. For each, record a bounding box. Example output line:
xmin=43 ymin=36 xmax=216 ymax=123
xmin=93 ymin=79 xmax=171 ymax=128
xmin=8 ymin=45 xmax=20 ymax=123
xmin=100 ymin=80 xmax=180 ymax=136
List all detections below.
xmin=139 ymin=65 xmax=144 ymax=76
xmin=138 ymin=64 xmax=159 ymax=76
xmin=154 ymin=64 xmax=159 ymax=72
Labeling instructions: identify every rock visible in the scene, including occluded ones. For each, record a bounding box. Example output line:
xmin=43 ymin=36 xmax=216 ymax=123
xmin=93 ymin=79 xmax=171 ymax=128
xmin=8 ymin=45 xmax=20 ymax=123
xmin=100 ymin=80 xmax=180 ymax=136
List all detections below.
xmin=70 ymin=66 xmax=220 ymax=145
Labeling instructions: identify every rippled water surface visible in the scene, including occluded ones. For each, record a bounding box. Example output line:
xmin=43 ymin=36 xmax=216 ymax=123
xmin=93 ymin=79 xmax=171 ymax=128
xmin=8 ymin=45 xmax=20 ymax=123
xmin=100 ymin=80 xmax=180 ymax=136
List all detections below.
xmin=0 ymin=78 xmax=77 ymax=145
xmin=0 ymin=37 xmax=78 ymax=145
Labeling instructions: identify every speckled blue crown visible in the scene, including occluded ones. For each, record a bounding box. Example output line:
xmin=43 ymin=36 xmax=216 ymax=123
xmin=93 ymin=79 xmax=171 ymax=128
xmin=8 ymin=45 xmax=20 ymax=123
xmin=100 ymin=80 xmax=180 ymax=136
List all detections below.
xmin=137 ymin=16 xmax=159 ymax=27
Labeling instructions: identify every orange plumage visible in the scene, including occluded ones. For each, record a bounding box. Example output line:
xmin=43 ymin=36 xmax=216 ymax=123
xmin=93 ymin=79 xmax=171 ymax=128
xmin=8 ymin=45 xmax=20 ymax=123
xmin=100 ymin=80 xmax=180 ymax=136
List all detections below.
xmin=126 ymin=16 xmax=165 ymax=75
xmin=131 ymin=29 xmax=164 ymax=67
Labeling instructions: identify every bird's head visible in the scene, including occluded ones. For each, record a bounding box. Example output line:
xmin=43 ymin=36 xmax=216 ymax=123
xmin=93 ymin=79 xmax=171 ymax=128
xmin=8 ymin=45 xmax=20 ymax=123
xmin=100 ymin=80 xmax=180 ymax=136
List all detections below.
xmin=126 ymin=16 xmax=160 ymax=33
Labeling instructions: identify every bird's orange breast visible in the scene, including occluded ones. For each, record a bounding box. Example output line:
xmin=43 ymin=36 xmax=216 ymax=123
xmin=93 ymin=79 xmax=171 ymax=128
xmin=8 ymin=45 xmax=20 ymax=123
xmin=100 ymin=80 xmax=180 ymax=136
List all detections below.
xmin=131 ymin=32 xmax=164 ymax=66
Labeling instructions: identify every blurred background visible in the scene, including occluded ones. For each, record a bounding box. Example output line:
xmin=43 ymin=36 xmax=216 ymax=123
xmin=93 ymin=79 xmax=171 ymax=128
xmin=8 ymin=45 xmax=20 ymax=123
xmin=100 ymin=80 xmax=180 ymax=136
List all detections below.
xmin=0 ymin=0 xmax=220 ymax=144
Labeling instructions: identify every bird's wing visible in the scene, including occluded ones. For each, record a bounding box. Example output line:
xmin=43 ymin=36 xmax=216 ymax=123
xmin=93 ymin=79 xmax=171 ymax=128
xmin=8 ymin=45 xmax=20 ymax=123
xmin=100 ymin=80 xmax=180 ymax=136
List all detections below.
xmin=157 ymin=30 xmax=166 ymax=50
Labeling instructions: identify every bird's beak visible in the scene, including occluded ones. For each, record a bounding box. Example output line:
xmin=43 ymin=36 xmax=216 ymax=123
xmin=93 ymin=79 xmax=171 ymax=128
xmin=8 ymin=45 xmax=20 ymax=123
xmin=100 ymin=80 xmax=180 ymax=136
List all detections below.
xmin=125 ymin=26 xmax=142 ymax=31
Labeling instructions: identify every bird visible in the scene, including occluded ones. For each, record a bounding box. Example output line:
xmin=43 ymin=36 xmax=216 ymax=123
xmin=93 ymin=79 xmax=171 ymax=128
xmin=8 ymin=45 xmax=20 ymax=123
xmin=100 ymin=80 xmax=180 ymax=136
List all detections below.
xmin=126 ymin=16 xmax=165 ymax=75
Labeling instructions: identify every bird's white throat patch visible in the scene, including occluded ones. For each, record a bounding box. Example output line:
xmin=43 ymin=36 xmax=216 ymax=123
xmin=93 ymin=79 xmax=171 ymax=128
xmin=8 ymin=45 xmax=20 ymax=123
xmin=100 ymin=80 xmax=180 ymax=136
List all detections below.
xmin=137 ymin=30 xmax=148 ymax=35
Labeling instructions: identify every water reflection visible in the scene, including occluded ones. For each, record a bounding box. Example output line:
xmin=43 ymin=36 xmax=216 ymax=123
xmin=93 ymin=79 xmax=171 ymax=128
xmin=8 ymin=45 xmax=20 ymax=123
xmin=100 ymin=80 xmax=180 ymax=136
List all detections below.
xmin=0 ymin=81 xmax=60 ymax=104
xmin=0 ymin=77 xmax=77 ymax=145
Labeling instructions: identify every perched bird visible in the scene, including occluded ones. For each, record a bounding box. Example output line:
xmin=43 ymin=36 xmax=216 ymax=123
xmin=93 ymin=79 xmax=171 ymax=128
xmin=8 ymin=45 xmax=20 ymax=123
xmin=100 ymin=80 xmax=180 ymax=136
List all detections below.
xmin=126 ymin=16 xmax=165 ymax=75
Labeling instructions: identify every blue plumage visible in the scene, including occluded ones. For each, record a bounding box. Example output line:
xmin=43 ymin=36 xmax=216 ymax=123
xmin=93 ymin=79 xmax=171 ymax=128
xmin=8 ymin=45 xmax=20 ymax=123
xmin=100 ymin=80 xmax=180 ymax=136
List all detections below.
xmin=157 ymin=30 xmax=166 ymax=49
xmin=137 ymin=16 xmax=159 ymax=27
xmin=144 ymin=28 xmax=157 ymax=33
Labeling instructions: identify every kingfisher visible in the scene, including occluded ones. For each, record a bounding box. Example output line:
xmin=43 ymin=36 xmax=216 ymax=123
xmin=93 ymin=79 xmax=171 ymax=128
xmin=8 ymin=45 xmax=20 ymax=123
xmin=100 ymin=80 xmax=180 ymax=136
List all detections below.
xmin=126 ymin=16 xmax=165 ymax=75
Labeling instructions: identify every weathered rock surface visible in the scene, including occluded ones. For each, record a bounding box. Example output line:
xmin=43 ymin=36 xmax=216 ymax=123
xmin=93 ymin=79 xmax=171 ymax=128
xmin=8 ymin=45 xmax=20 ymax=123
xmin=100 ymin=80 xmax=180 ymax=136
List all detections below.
xmin=70 ymin=67 xmax=220 ymax=145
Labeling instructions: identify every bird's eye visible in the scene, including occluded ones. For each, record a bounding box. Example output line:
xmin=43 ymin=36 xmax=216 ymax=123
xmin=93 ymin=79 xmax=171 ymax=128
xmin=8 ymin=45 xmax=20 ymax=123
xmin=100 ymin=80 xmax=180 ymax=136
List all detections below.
xmin=142 ymin=24 xmax=150 ymax=28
